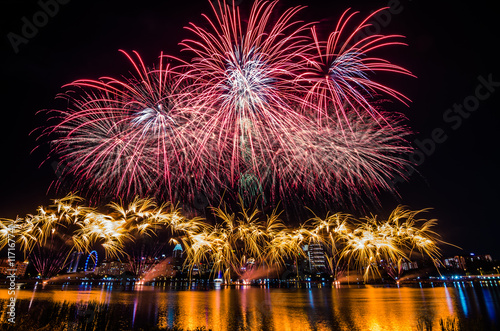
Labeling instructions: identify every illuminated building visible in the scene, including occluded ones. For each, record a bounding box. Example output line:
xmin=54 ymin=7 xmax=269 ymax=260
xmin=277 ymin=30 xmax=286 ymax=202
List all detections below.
xmin=0 ymin=259 xmax=29 ymax=277
xmin=401 ymin=260 xmax=418 ymax=271
xmin=173 ymin=244 xmax=183 ymax=259
xmin=302 ymin=244 xmax=327 ymax=272
xmin=96 ymin=260 xmax=129 ymax=276
xmin=443 ymin=256 xmax=467 ymax=270
xmin=443 ymin=254 xmax=493 ymax=271
xmin=468 ymin=253 xmax=493 ymax=262
xmin=172 ymin=244 xmax=184 ymax=272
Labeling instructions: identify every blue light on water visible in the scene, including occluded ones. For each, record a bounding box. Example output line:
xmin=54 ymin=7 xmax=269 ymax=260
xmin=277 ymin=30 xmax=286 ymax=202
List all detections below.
xmin=457 ymin=285 xmax=469 ymax=317
xmin=308 ymin=289 xmax=314 ymax=308
xmin=444 ymin=285 xmax=454 ymax=314
xmin=482 ymin=288 xmax=497 ymax=323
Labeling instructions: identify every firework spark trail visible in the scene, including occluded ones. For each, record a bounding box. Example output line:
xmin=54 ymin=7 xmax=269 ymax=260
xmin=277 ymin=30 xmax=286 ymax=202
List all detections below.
xmin=0 ymin=194 xmax=191 ymax=277
xmin=0 ymin=194 xmax=96 ymax=278
xmin=179 ymin=0 xmax=314 ymax=188
xmin=44 ymin=51 xmax=217 ymax=202
xmin=47 ymin=89 xmax=161 ymax=201
xmin=339 ymin=206 xmax=444 ymax=281
xmin=1 ymin=194 xmax=448 ymax=282
xmin=178 ymin=201 xmax=444 ymax=283
xmin=267 ymin=112 xmax=412 ymax=201
xmin=178 ymin=197 xmax=303 ymax=282
xmin=175 ymin=0 xmax=413 ymax=203
xmin=298 ymin=8 xmax=414 ymax=125
xmin=40 ymin=1 xmax=415 ymax=205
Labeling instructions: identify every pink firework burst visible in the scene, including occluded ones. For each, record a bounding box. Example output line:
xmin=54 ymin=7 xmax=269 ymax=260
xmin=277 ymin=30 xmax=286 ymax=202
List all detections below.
xmin=267 ymin=112 xmax=412 ymax=203
xmin=46 ymin=92 xmax=158 ymax=200
xmin=42 ymin=1 xmax=415 ymax=207
xmin=179 ymin=0 xmax=313 ymax=186
xmin=299 ymin=8 xmax=414 ymax=125
xmin=44 ymin=51 xmax=218 ymax=202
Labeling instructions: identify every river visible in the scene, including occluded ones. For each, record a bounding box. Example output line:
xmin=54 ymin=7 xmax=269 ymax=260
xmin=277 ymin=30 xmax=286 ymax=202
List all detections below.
xmin=1 ymin=281 xmax=500 ymax=330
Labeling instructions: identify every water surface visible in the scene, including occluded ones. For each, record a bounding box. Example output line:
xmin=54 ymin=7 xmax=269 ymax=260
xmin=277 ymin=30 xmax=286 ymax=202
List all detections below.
xmin=1 ymin=282 xmax=499 ymax=330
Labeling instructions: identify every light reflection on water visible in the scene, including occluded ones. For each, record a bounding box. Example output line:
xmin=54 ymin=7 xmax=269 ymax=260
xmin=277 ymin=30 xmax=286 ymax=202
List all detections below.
xmin=1 ymin=282 xmax=500 ymax=330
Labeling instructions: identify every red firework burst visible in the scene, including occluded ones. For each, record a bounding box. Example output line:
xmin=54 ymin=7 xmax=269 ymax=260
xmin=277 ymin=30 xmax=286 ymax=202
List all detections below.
xmin=42 ymin=1 xmax=414 ymax=206
xmin=44 ymin=51 xmax=221 ymax=202
xmin=298 ymin=8 xmax=414 ymax=125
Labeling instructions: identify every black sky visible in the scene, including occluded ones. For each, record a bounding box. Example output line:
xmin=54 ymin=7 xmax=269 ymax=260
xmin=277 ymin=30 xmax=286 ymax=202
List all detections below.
xmin=1 ymin=0 xmax=498 ymax=258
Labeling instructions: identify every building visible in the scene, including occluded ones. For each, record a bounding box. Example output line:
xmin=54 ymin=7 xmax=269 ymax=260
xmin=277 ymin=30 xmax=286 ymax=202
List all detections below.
xmin=172 ymin=244 xmax=184 ymax=271
xmin=0 ymin=259 xmax=29 ymax=277
xmin=173 ymin=244 xmax=183 ymax=259
xmin=443 ymin=256 xmax=467 ymax=270
xmin=401 ymin=260 xmax=418 ymax=271
xmin=443 ymin=254 xmax=493 ymax=271
xmin=468 ymin=253 xmax=493 ymax=263
xmin=303 ymin=244 xmax=327 ymax=272
xmin=96 ymin=260 xmax=129 ymax=276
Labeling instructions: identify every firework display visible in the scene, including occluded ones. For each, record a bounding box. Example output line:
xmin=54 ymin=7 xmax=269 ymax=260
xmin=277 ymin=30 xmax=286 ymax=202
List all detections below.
xmin=0 ymin=194 xmax=188 ymax=278
xmin=41 ymin=0 xmax=413 ymax=204
xmin=300 ymin=8 xmax=413 ymax=123
xmin=2 ymin=1 xmax=491 ymax=330
xmin=7 ymin=0 xmax=449 ymax=285
xmin=1 ymin=195 xmax=443 ymax=282
xmin=0 ymin=195 xmax=92 ymax=278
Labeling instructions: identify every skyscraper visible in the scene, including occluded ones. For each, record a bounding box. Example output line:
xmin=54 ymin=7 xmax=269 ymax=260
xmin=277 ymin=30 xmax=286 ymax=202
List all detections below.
xmin=303 ymin=244 xmax=327 ymax=272
xmin=173 ymin=244 xmax=183 ymax=259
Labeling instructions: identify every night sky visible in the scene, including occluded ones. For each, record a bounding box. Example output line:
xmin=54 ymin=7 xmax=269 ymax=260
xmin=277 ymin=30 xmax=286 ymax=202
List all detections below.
xmin=1 ymin=0 xmax=498 ymax=258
